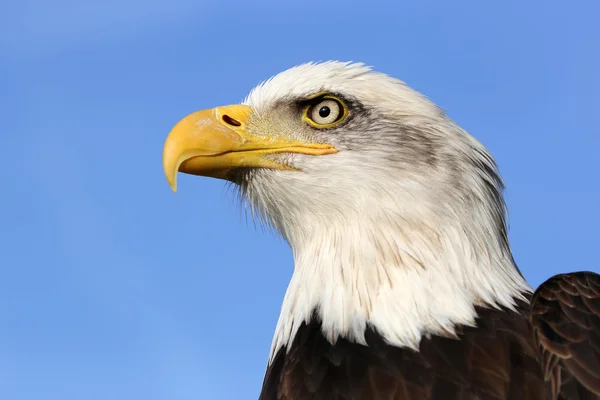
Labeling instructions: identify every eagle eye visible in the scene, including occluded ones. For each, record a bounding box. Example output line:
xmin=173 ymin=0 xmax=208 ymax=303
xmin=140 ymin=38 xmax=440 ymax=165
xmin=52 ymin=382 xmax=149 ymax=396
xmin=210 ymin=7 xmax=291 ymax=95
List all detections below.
xmin=303 ymin=96 xmax=348 ymax=128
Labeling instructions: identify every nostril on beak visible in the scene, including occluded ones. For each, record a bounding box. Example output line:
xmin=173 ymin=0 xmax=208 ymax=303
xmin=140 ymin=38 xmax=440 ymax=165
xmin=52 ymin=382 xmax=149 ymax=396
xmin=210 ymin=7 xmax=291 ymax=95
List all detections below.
xmin=222 ymin=114 xmax=242 ymax=127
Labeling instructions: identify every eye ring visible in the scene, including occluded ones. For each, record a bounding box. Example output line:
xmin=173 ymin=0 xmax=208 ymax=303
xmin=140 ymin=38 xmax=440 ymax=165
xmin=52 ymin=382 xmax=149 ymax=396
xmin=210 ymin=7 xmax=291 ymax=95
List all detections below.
xmin=302 ymin=96 xmax=348 ymax=129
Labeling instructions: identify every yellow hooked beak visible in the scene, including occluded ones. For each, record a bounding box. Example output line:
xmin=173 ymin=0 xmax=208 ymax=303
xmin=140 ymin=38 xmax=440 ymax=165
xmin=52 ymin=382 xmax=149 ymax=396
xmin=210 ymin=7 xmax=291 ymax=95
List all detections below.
xmin=162 ymin=105 xmax=337 ymax=192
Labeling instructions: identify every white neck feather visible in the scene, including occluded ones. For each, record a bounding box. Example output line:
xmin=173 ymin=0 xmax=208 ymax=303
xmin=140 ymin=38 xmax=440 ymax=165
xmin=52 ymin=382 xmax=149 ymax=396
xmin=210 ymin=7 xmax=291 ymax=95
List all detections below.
xmin=264 ymin=188 xmax=531 ymax=363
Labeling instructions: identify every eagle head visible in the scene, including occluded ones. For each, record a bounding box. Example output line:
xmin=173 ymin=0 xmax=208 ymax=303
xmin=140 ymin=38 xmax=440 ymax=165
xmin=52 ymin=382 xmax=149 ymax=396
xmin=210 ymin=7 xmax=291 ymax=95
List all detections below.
xmin=162 ymin=61 xmax=530 ymax=357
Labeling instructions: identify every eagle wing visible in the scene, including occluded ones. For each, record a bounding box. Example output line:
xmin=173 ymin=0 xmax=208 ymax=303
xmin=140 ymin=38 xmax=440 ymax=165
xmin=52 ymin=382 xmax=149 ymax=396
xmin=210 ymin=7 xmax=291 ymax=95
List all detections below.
xmin=529 ymin=271 xmax=600 ymax=399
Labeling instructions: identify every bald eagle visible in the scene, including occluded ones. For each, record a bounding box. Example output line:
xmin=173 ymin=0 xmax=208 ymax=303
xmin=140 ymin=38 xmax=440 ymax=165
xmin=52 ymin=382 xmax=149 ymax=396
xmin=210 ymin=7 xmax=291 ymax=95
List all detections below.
xmin=162 ymin=62 xmax=600 ymax=399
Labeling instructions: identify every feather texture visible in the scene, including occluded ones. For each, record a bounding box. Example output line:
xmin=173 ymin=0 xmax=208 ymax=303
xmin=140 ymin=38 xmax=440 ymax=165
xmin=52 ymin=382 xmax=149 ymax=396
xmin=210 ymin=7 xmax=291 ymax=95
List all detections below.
xmin=260 ymin=300 xmax=546 ymax=399
xmin=530 ymin=272 xmax=600 ymax=399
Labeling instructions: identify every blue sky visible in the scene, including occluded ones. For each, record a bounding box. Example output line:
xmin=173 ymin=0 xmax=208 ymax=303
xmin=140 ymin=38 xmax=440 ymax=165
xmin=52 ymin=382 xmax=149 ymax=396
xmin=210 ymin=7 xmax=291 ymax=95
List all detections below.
xmin=1 ymin=1 xmax=599 ymax=399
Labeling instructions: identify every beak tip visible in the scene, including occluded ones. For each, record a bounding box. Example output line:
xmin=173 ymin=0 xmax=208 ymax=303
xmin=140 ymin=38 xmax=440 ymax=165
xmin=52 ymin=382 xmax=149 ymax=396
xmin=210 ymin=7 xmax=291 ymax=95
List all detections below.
xmin=166 ymin=172 xmax=178 ymax=193
xmin=163 ymin=146 xmax=180 ymax=193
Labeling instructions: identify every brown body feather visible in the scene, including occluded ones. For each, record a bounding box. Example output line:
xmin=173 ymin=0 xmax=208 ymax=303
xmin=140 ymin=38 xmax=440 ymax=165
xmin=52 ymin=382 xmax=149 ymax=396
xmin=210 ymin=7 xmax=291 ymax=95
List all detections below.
xmin=531 ymin=272 xmax=600 ymax=400
xmin=260 ymin=272 xmax=600 ymax=400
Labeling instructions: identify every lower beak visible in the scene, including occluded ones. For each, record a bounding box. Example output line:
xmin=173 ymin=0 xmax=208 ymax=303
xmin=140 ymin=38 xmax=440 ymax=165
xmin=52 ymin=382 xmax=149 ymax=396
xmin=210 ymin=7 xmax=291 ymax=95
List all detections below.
xmin=162 ymin=104 xmax=337 ymax=192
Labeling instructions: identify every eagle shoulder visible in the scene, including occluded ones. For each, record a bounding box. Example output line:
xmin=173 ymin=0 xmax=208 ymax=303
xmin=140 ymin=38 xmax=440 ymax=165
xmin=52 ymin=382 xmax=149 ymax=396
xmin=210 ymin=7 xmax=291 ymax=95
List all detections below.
xmin=530 ymin=271 xmax=600 ymax=399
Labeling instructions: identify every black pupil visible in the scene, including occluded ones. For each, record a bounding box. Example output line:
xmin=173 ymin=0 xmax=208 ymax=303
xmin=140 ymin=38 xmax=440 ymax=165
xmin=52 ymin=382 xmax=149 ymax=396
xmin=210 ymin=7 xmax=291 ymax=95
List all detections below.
xmin=319 ymin=106 xmax=331 ymax=118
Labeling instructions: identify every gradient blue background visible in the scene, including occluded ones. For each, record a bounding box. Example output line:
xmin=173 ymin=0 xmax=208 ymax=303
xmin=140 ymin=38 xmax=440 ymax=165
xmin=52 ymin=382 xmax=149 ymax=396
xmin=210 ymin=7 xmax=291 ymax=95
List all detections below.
xmin=2 ymin=1 xmax=599 ymax=399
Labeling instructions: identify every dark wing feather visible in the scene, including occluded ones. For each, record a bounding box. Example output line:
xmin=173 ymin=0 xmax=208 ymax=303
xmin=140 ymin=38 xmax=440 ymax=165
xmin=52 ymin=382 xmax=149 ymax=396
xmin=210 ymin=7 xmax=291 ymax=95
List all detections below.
xmin=530 ymin=271 xmax=600 ymax=400
xmin=260 ymin=303 xmax=546 ymax=399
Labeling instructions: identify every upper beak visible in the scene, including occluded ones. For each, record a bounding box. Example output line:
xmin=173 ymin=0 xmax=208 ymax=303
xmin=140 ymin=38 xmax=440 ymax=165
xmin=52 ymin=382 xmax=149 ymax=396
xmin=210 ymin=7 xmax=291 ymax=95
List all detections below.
xmin=162 ymin=104 xmax=337 ymax=192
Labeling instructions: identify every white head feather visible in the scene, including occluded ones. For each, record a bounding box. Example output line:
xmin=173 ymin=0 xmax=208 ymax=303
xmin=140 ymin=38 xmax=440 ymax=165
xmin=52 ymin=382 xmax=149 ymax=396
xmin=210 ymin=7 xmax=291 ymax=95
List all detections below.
xmin=236 ymin=61 xmax=531 ymax=362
